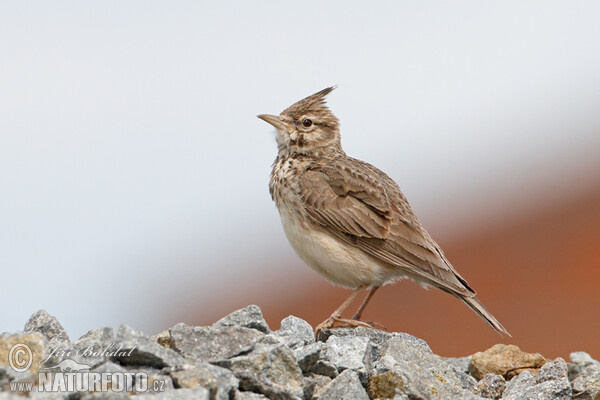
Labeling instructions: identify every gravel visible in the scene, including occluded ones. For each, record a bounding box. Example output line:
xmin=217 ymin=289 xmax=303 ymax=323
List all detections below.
xmin=0 ymin=307 xmax=596 ymax=399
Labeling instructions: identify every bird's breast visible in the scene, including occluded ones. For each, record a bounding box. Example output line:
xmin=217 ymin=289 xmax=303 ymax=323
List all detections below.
xmin=269 ymin=155 xmax=302 ymax=208
xmin=276 ymin=205 xmax=393 ymax=289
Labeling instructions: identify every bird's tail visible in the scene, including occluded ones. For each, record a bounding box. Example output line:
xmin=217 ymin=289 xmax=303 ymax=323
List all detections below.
xmin=459 ymin=295 xmax=511 ymax=337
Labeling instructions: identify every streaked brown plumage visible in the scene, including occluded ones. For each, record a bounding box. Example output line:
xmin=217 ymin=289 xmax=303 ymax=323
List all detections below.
xmin=258 ymin=87 xmax=509 ymax=336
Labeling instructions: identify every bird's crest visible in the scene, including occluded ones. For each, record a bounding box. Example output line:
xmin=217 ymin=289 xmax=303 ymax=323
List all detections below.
xmin=281 ymin=86 xmax=338 ymax=125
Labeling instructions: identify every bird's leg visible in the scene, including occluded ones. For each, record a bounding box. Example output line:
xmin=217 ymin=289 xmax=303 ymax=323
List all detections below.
xmin=315 ymin=284 xmax=370 ymax=336
xmin=351 ymin=285 xmax=380 ymax=320
xmin=351 ymin=285 xmax=387 ymax=330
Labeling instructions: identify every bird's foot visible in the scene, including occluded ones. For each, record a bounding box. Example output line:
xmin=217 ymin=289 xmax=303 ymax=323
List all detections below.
xmin=314 ymin=315 xmax=379 ymax=338
xmin=352 ymin=318 xmax=388 ymax=331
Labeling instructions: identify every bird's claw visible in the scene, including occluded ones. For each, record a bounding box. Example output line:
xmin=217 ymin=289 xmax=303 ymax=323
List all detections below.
xmin=315 ymin=316 xmax=385 ymax=338
xmin=353 ymin=318 xmax=388 ymax=331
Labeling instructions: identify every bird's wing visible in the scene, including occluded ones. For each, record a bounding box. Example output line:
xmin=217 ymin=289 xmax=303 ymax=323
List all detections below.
xmin=299 ymin=160 xmax=474 ymax=296
xmin=299 ymin=164 xmax=393 ymax=239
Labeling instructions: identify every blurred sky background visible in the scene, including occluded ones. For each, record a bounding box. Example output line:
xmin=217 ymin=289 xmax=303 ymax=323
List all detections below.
xmin=1 ymin=1 xmax=599 ymax=357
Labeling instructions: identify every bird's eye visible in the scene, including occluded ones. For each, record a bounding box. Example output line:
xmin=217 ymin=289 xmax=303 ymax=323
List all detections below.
xmin=302 ymin=119 xmax=313 ymax=128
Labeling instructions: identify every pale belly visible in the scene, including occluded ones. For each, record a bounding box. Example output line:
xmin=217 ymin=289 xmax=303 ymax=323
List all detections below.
xmin=278 ymin=206 xmax=394 ymax=288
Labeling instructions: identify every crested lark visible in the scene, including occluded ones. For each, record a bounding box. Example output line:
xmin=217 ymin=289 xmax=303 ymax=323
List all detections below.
xmin=258 ymin=87 xmax=509 ymax=336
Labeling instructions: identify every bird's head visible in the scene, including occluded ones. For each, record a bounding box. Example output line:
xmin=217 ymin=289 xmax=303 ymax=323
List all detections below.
xmin=258 ymin=86 xmax=342 ymax=156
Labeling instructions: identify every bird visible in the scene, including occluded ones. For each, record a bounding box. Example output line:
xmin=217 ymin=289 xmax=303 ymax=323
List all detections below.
xmin=258 ymin=86 xmax=509 ymax=337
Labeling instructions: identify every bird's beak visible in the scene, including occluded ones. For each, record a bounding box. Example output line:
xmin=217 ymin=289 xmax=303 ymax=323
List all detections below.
xmin=257 ymin=114 xmax=288 ymax=131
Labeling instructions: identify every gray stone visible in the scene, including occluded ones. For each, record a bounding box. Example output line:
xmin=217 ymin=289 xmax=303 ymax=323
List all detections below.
xmin=317 ymin=327 xmax=392 ymax=346
xmin=170 ymin=363 xmax=238 ymax=400
xmin=213 ymin=305 xmax=270 ymax=334
xmin=91 ymin=360 xmax=127 ymax=374
xmin=293 ymin=342 xmax=322 ymax=373
xmin=114 ymin=325 xmax=188 ymax=369
xmin=472 ymin=373 xmax=505 ymax=399
xmin=324 ymin=335 xmax=370 ymax=372
xmin=0 ymin=363 xmax=34 ymax=386
xmin=28 ymin=392 xmax=69 ymax=399
xmin=502 ymin=363 xmax=572 ymax=400
xmin=54 ymin=327 xmax=115 ymax=368
xmin=317 ymin=327 xmax=393 ymax=360
xmin=214 ymin=342 xmax=304 ymax=399
xmin=234 ymin=391 xmax=269 ymax=399
xmin=374 ymin=334 xmax=482 ymax=399
xmin=135 ymin=386 xmax=210 ymax=399
xmin=571 ymin=351 xmax=597 ymax=366
xmin=146 ymin=374 xmax=175 ymax=394
xmin=53 ymin=325 xmax=187 ymax=370
xmin=79 ymin=393 xmax=129 ymax=400
xmin=444 ymin=356 xmax=472 ymax=375
xmin=572 ymin=362 xmax=600 ymax=399
xmin=269 ymin=316 xmax=314 ymax=349
xmin=312 ymin=360 xmax=339 ymax=378
xmin=169 ymin=323 xmax=264 ymax=363
xmin=24 ymin=310 xmax=70 ymax=343
xmin=116 ymin=364 xmax=175 ymax=394
xmin=502 ymin=370 xmax=535 ymax=398
xmin=302 ymin=374 xmax=317 ymax=399
xmin=536 ymin=357 xmax=569 ymax=383
xmin=314 ymin=369 xmax=369 ymax=400
xmin=302 ymin=373 xmax=333 ymax=399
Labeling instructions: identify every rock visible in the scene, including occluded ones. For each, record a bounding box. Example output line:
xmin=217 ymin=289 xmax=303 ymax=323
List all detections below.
xmin=293 ymin=342 xmax=322 ymax=372
xmin=444 ymin=356 xmax=472 ymax=375
xmin=91 ymin=360 xmax=128 ymax=374
xmin=170 ymin=363 xmax=238 ymax=400
xmin=0 ymin=331 xmax=47 ymax=377
xmin=0 ymin=393 xmax=38 ymax=400
xmin=312 ymin=359 xmax=339 ymax=378
xmin=115 ymin=325 xmax=188 ymax=369
xmin=213 ymin=305 xmax=270 ymax=334
xmin=24 ymin=310 xmax=70 ymax=343
xmin=314 ymin=369 xmax=369 ymax=400
xmin=3 ymin=304 xmax=599 ymax=400
xmin=79 ymin=393 xmax=129 ymax=400
xmin=569 ymin=352 xmax=595 ymax=382
xmin=147 ymin=373 xmax=175 ymax=394
xmin=367 ymin=370 xmax=405 ymax=399
xmin=234 ymin=391 xmax=269 ymax=399
xmin=168 ymin=323 xmax=264 ymax=363
xmin=537 ymin=357 xmax=568 ymax=383
xmin=501 ymin=371 xmax=536 ymax=399
xmin=309 ymin=374 xmax=333 ymax=397
xmin=28 ymin=392 xmax=69 ymax=399
xmin=501 ymin=359 xmax=572 ymax=400
xmin=43 ymin=325 xmax=188 ymax=371
xmin=468 ymin=344 xmax=546 ymax=380
xmin=324 ymin=335 xmax=370 ymax=372
xmin=317 ymin=327 xmax=392 ymax=360
xmin=472 ymin=373 xmax=505 ymax=399
xmin=269 ymin=316 xmax=314 ymax=349
xmin=374 ymin=333 xmax=481 ymax=399
xmin=57 ymin=327 xmax=116 ymax=368
xmin=317 ymin=327 xmax=392 ymax=346
xmin=134 ymin=386 xmax=210 ymax=399
xmin=214 ymin=342 xmax=304 ymax=399
xmin=0 ymin=363 xmax=33 ymax=387
xmin=302 ymin=374 xmax=318 ymax=399
xmin=572 ymin=362 xmax=600 ymax=399
xmin=571 ymin=352 xmax=597 ymax=366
